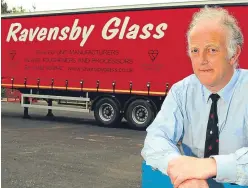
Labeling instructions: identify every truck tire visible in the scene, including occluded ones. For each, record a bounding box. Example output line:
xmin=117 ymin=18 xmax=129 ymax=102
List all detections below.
xmin=94 ymin=97 xmax=122 ymax=127
xmin=126 ymin=99 xmax=155 ymax=130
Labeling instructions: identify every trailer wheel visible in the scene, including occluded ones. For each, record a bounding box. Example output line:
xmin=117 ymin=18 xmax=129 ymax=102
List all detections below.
xmin=94 ymin=97 xmax=121 ymax=127
xmin=126 ymin=99 xmax=155 ymax=130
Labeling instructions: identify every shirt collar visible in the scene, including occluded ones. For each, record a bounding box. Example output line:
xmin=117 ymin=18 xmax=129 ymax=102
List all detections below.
xmin=202 ymin=69 xmax=240 ymax=104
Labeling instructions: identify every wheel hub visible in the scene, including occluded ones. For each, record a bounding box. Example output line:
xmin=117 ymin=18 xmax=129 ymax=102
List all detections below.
xmin=104 ymin=107 xmax=112 ymax=116
xmin=137 ymin=109 xmax=145 ymax=118
xmin=132 ymin=105 xmax=148 ymax=125
xmin=99 ymin=103 xmax=114 ymax=121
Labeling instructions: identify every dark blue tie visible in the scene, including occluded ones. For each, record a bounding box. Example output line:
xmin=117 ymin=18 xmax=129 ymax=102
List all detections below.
xmin=204 ymin=94 xmax=220 ymax=158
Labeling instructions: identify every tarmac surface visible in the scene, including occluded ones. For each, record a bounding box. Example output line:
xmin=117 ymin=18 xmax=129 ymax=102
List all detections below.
xmin=1 ymin=102 xmax=147 ymax=188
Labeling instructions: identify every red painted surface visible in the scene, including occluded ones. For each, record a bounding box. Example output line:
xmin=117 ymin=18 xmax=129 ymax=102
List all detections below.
xmin=2 ymin=5 xmax=248 ymax=95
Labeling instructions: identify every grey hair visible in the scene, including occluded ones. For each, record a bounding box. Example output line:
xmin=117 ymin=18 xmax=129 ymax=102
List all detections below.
xmin=187 ymin=6 xmax=244 ymax=67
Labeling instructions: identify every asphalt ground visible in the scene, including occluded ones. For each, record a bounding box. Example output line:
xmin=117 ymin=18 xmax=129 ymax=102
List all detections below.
xmin=1 ymin=102 xmax=147 ymax=188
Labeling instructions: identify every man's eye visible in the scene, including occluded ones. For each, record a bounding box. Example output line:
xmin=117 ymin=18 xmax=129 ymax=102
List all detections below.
xmin=208 ymin=48 xmax=217 ymax=53
xmin=191 ymin=49 xmax=198 ymax=53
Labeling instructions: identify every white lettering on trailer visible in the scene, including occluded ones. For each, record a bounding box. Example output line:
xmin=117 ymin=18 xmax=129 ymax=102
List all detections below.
xmin=153 ymin=23 xmax=168 ymax=39
xmin=119 ymin=17 xmax=130 ymax=39
xmin=19 ymin=29 xmax=28 ymax=41
xmin=47 ymin=27 xmax=59 ymax=41
xmin=59 ymin=27 xmax=70 ymax=40
xmin=6 ymin=19 xmax=95 ymax=47
xmin=37 ymin=28 xmax=48 ymax=41
xmin=140 ymin=24 xmax=153 ymax=39
xmin=6 ymin=23 xmax=22 ymax=41
xmin=126 ymin=24 xmax=140 ymax=39
xmin=6 ymin=17 xmax=167 ymax=46
xmin=102 ymin=16 xmax=168 ymax=40
xmin=69 ymin=19 xmax=81 ymax=40
xmin=102 ymin=17 xmax=121 ymax=40
xmin=81 ymin=25 xmax=95 ymax=47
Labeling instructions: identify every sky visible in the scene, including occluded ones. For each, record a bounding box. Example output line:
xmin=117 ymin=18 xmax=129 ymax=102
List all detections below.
xmin=5 ymin=0 xmax=205 ymax=12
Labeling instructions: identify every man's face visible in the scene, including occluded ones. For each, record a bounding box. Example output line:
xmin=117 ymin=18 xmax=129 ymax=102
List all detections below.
xmin=188 ymin=20 xmax=236 ymax=91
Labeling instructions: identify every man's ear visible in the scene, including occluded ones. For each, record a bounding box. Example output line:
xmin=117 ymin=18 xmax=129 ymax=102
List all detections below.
xmin=230 ymin=45 xmax=241 ymax=66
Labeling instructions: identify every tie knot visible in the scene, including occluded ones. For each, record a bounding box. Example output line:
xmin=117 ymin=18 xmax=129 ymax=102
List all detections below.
xmin=209 ymin=94 xmax=220 ymax=103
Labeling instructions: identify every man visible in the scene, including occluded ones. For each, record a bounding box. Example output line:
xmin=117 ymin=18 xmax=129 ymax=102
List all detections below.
xmin=141 ymin=6 xmax=248 ymax=188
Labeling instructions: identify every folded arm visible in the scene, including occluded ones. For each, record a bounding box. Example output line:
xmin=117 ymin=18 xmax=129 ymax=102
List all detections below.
xmin=141 ymin=85 xmax=184 ymax=175
xmin=210 ymin=147 xmax=248 ymax=186
xmin=211 ymin=107 xmax=248 ymax=186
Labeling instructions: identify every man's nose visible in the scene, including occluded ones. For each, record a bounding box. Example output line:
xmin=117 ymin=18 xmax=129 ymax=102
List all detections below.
xmin=200 ymin=51 xmax=208 ymax=64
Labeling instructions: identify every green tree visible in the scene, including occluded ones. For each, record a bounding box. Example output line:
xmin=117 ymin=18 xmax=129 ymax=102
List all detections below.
xmin=1 ymin=0 xmax=11 ymax=13
xmin=1 ymin=0 xmax=30 ymax=14
xmin=11 ymin=6 xmax=26 ymax=13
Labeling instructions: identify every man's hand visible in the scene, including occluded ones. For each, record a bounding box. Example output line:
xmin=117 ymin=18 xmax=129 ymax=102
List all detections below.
xmin=167 ymin=156 xmax=216 ymax=187
xmin=178 ymin=179 xmax=209 ymax=188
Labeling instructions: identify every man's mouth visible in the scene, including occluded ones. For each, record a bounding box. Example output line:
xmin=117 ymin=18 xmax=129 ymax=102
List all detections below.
xmin=200 ymin=69 xmax=213 ymax=72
